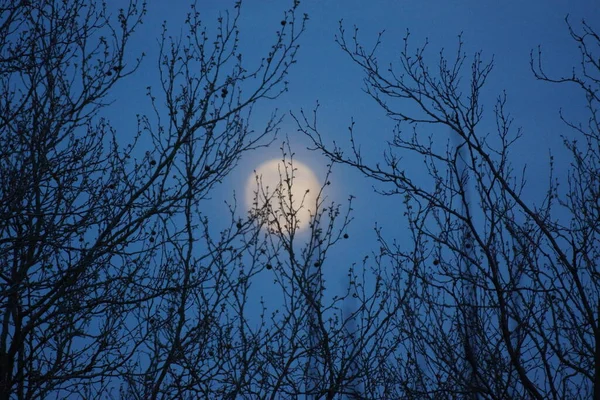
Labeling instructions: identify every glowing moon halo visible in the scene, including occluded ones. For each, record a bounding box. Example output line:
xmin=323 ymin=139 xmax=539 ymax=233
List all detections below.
xmin=245 ymin=159 xmax=320 ymax=232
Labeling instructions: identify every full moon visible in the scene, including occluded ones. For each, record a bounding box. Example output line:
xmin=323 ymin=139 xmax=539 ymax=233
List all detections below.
xmin=245 ymin=159 xmax=320 ymax=232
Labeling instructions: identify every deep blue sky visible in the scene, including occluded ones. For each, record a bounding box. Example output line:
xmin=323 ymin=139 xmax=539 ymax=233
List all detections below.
xmin=106 ymin=0 xmax=599 ymax=308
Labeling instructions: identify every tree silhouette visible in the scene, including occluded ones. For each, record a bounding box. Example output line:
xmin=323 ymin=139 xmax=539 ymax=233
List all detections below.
xmin=0 ymin=0 xmax=310 ymax=397
xmin=3 ymin=0 xmax=598 ymax=398
xmin=0 ymin=0 xmax=407 ymax=398
xmin=296 ymin=17 xmax=600 ymax=399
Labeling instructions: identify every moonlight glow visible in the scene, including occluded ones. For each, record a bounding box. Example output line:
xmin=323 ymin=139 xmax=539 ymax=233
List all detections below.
xmin=246 ymin=159 xmax=320 ymax=232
